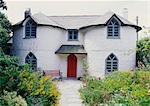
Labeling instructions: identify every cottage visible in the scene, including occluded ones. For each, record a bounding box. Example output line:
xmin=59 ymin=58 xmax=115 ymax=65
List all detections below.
xmin=12 ymin=9 xmax=141 ymax=78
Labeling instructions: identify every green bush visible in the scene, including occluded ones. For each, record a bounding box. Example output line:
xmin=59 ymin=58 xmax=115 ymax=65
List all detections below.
xmin=0 ymin=49 xmax=18 ymax=71
xmin=0 ymin=90 xmax=27 ymax=106
xmin=0 ymin=52 xmax=20 ymax=94
xmin=18 ymin=70 xmax=60 ymax=106
xmin=0 ymin=64 xmax=60 ymax=106
xmin=79 ymin=71 xmax=150 ymax=106
xmin=0 ymin=53 xmax=60 ymax=106
xmin=137 ymin=37 xmax=150 ymax=67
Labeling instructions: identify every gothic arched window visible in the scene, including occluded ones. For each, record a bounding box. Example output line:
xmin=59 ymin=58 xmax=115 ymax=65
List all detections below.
xmin=25 ymin=20 xmax=36 ymax=38
xmin=25 ymin=52 xmax=37 ymax=70
xmin=106 ymin=53 xmax=118 ymax=73
xmin=107 ymin=17 xmax=120 ymax=38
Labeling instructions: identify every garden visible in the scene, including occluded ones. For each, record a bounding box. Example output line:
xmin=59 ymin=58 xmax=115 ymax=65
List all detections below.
xmin=79 ymin=37 xmax=150 ymax=106
xmin=0 ymin=1 xmax=150 ymax=105
xmin=0 ymin=8 xmax=60 ymax=105
xmin=80 ymin=71 xmax=150 ymax=106
xmin=0 ymin=50 xmax=60 ymax=106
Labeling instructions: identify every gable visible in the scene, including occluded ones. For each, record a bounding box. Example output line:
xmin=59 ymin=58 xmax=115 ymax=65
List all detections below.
xmin=106 ymin=15 xmax=123 ymax=25
xmin=23 ymin=17 xmax=37 ymax=26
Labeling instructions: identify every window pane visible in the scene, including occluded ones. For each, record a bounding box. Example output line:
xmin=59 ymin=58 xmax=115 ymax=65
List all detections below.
xmin=108 ymin=33 xmax=113 ymax=36
xmin=69 ymin=35 xmax=72 ymax=39
xmin=110 ymin=54 xmax=114 ymax=58
xmin=74 ymin=35 xmax=77 ymax=39
xmin=107 ymin=62 xmax=111 ymax=64
xmin=114 ymin=34 xmax=118 ymax=37
xmin=107 ymin=69 xmax=111 ymax=72
xmin=113 ymin=66 xmax=118 ymax=69
xmin=69 ymin=31 xmax=72 ymax=34
xmin=113 ymin=61 xmax=117 ymax=63
xmin=106 ymin=65 xmax=111 ymax=68
xmin=107 ymin=66 xmax=111 ymax=68
xmin=114 ymin=29 xmax=118 ymax=32
xmin=74 ymin=31 xmax=77 ymax=34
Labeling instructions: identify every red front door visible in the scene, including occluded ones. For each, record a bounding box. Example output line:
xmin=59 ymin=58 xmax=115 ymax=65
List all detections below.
xmin=67 ymin=54 xmax=77 ymax=78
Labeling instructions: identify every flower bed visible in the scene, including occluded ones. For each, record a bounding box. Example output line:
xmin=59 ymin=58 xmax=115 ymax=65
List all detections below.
xmin=79 ymin=71 xmax=150 ymax=106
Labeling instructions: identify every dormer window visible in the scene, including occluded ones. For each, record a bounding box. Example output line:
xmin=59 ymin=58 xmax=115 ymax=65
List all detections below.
xmin=107 ymin=17 xmax=120 ymax=39
xmin=68 ymin=29 xmax=78 ymax=41
xmin=25 ymin=20 xmax=36 ymax=38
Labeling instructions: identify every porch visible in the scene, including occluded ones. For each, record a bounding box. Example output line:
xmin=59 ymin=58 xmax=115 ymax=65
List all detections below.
xmin=55 ymin=45 xmax=87 ymax=78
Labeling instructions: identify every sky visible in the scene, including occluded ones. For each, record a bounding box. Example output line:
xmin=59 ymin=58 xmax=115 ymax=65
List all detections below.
xmin=1 ymin=0 xmax=150 ymax=37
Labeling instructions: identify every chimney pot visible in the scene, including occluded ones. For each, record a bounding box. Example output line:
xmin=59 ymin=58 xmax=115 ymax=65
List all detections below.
xmin=25 ymin=8 xmax=31 ymax=18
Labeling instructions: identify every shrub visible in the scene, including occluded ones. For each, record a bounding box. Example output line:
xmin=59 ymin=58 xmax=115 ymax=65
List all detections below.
xmin=0 ymin=52 xmax=60 ymax=106
xmin=137 ymin=37 xmax=150 ymax=67
xmin=0 ymin=65 xmax=31 ymax=94
xmin=0 ymin=49 xmax=18 ymax=71
xmin=79 ymin=71 xmax=150 ymax=106
xmin=0 ymin=65 xmax=21 ymax=94
xmin=18 ymin=70 xmax=60 ymax=106
xmin=0 ymin=51 xmax=19 ymax=94
xmin=0 ymin=90 xmax=27 ymax=106
xmin=81 ymin=59 xmax=90 ymax=82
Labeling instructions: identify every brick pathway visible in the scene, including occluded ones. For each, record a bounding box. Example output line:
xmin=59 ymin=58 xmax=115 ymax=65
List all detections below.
xmin=58 ymin=79 xmax=83 ymax=106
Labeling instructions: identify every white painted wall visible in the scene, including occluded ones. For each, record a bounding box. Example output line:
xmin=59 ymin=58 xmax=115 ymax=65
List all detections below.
xmin=13 ymin=24 xmax=65 ymax=69
xmin=12 ymin=18 xmax=137 ymax=78
xmin=12 ymin=18 xmax=85 ymax=78
xmin=84 ymin=26 xmax=137 ymax=77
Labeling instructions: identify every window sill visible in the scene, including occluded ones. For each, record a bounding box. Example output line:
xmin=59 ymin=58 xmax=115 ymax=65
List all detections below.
xmin=23 ymin=37 xmax=36 ymax=39
xmin=107 ymin=37 xmax=120 ymax=39
xmin=68 ymin=39 xmax=79 ymax=41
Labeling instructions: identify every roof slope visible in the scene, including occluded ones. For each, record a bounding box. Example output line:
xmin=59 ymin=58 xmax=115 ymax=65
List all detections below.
xmin=55 ymin=45 xmax=87 ymax=54
xmin=13 ymin=11 xmax=141 ymax=31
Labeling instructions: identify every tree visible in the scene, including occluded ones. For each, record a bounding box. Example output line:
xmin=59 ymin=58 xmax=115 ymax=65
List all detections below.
xmin=0 ymin=12 xmax=11 ymax=53
xmin=0 ymin=0 xmax=7 ymax=10
xmin=136 ymin=37 xmax=150 ymax=67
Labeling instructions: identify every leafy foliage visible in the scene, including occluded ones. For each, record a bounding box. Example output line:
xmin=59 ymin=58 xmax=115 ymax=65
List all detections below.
xmin=81 ymin=59 xmax=90 ymax=82
xmin=79 ymin=71 xmax=150 ymax=106
xmin=0 ymin=12 xmax=11 ymax=33
xmin=0 ymin=12 xmax=11 ymax=53
xmin=0 ymin=50 xmax=19 ymax=94
xmin=0 ymin=49 xmax=18 ymax=71
xmin=18 ymin=69 xmax=60 ymax=106
xmin=0 ymin=52 xmax=60 ymax=106
xmin=0 ymin=90 xmax=27 ymax=106
xmin=137 ymin=37 xmax=150 ymax=68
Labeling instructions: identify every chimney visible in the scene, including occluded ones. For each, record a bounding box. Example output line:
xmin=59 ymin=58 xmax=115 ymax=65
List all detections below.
xmin=123 ymin=8 xmax=128 ymax=20
xmin=25 ymin=8 xmax=31 ymax=18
